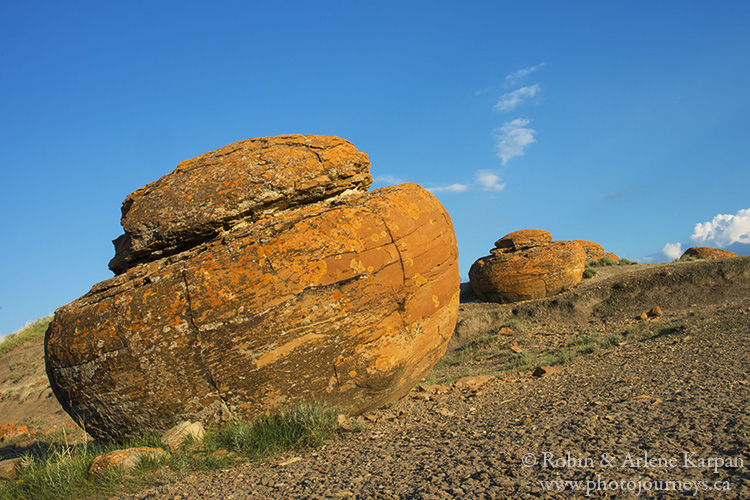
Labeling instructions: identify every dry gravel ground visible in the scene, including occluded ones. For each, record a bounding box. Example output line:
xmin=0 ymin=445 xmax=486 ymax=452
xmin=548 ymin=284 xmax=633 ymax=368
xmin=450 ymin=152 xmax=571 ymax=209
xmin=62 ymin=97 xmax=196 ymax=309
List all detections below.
xmin=112 ymin=259 xmax=750 ymax=500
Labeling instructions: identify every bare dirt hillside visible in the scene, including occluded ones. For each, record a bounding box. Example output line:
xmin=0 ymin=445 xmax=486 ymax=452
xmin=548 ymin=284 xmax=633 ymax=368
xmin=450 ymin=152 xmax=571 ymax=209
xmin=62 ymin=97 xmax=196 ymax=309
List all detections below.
xmin=0 ymin=330 xmax=75 ymax=433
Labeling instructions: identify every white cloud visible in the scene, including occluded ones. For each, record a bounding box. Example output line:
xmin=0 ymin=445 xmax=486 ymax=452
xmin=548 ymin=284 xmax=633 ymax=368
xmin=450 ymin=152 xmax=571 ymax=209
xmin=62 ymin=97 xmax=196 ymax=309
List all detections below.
xmin=428 ymin=183 xmax=471 ymax=193
xmin=494 ymin=118 xmax=537 ymax=165
xmin=474 ymin=169 xmax=505 ymax=191
xmin=662 ymin=242 xmax=683 ymax=261
xmin=690 ymin=208 xmax=750 ymax=247
xmin=493 ymin=84 xmax=540 ymax=112
xmin=373 ymin=174 xmax=405 ymax=186
xmin=427 ymin=170 xmax=505 ymax=194
xmin=505 ymin=62 xmax=547 ymax=86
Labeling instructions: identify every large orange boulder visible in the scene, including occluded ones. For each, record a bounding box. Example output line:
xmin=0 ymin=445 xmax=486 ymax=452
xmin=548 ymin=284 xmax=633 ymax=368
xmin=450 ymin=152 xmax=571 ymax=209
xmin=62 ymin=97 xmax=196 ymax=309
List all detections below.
xmin=469 ymin=231 xmax=586 ymax=303
xmin=681 ymin=247 xmax=738 ymax=260
xmin=45 ymin=135 xmax=460 ymax=441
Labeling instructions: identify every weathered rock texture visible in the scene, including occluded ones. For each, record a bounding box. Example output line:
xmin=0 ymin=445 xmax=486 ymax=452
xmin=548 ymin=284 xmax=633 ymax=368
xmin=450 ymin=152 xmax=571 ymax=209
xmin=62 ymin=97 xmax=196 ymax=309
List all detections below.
xmin=493 ymin=229 xmax=551 ymax=252
xmin=469 ymin=230 xmax=586 ymax=303
xmin=109 ymin=135 xmax=372 ymax=274
xmin=45 ymin=134 xmax=460 ymax=441
xmin=570 ymin=240 xmax=620 ymax=263
xmin=680 ymin=247 xmax=738 ymax=260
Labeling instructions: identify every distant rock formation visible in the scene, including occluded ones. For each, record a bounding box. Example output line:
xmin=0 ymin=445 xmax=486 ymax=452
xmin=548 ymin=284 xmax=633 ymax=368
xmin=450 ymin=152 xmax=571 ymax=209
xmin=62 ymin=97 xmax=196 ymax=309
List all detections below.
xmin=680 ymin=247 xmax=738 ymax=260
xmin=570 ymin=240 xmax=620 ymax=264
xmin=45 ymin=134 xmax=460 ymax=441
xmin=469 ymin=230 xmax=586 ymax=303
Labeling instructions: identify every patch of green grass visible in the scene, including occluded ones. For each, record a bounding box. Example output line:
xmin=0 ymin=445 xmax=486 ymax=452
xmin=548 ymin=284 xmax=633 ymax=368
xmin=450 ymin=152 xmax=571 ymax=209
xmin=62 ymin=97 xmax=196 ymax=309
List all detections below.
xmin=0 ymin=316 xmax=53 ymax=357
xmin=0 ymin=432 xmax=144 ymax=500
xmin=504 ymin=352 xmax=532 ymax=372
xmin=504 ymin=319 xmax=519 ymax=330
xmin=583 ymin=265 xmax=598 ymax=279
xmin=569 ymin=333 xmax=599 ymax=354
xmin=588 ymin=256 xmax=619 ymax=267
xmin=435 ymin=330 xmax=502 ymax=368
xmin=600 ymin=332 xmax=623 ymax=348
xmin=213 ymin=401 xmax=337 ymax=459
xmin=0 ymin=402 xmax=338 ymax=500
xmin=534 ymin=330 xmax=626 ymax=368
xmin=618 ymin=258 xmax=637 ymax=265
xmin=538 ymin=348 xmax=578 ymax=366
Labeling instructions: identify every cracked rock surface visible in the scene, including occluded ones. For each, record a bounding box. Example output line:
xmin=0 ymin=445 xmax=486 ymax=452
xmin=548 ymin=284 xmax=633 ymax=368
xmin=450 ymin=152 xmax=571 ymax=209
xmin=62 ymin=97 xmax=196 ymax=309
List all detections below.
xmin=44 ymin=134 xmax=460 ymax=441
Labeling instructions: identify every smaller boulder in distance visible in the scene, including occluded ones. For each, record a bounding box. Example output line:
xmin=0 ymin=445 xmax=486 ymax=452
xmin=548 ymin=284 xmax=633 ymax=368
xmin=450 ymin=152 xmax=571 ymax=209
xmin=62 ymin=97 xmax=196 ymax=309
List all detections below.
xmin=469 ymin=230 xmax=586 ymax=303
xmin=570 ymin=240 xmax=620 ymax=264
xmin=680 ymin=247 xmax=738 ymax=260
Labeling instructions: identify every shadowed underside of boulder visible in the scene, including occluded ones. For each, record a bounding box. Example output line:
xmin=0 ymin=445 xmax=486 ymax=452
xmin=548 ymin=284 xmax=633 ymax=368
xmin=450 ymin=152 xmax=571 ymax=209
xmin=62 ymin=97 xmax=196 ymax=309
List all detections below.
xmin=45 ymin=135 xmax=460 ymax=441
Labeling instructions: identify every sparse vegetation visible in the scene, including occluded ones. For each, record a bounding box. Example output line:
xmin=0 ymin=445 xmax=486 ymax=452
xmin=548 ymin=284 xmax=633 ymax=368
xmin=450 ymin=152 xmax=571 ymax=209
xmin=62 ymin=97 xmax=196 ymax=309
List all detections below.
xmin=583 ymin=265 xmax=598 ymax=279
xmin=0 ymin=316 xmax=53 ymax=357
xmin=505 ymin=352 xmax=532 ymax=372
xmin=214 ymin=401 xmax=338 ymax=459
xmin=678 ymin=254 xmax=699 ymax=262
xmin=436 ymin=321 xmax=517 ymax=369
xmin=0 ymin=401 xmax=339 ymax=500
xmin=625 ymin=319 xmax=689 ymax=341
xmin=588 ymin=256 xmax=619 ymax=267
xmin=585 ymin=256 xmax=638 ymax=278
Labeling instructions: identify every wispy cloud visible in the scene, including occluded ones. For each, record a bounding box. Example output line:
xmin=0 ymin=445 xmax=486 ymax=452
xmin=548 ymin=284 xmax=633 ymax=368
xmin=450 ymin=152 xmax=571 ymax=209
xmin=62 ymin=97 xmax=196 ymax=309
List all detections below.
xmin=662 ymin=242 xmax=683 ymax=260
xmin=372 ymin=174 xmax=405 ymax=186
xmin=505 ymin=62 xmax=547 ymax=87
xmin=474 ymin=169 xmax=505 ymax=191
xmin=690 ymin=208 xmax=750 ymax=247
xmin=428 ymin=169 xmax=505 ymax=194
xmin=493 ymin=84 xmax=540 ymax=112
xmin=494 ymin=118 xmax=537 ymax=165
xmin=428 ymin=183 xmax=472 ymax=193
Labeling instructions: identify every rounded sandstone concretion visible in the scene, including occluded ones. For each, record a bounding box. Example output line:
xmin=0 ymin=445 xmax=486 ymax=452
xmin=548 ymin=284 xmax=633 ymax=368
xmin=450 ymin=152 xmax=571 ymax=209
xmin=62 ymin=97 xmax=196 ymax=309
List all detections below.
xmin=469 ymin=240 xmax=586 ymax=303
xmin=45 ymin=136 xmax=460 ymax=441
xmin=680 ymin=247 xmax=738 ymax=260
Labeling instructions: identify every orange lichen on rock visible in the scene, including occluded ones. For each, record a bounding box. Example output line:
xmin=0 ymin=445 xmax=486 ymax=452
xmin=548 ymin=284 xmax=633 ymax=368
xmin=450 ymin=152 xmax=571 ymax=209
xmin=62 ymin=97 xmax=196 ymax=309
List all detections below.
xmin=494 ymin=229 xmax=552 ymax=252
xmin=570 ymin=240 xmax=620 ymax=263
xmin=469 ymin=230 xmax=586 ymax=303
xmin=45 ymin=135 xmax=459 ymax=441
xmin=88 ymin=447 xmax=165 ymax=476
xmin=680 ymin=247 xmax=738 ymax=260
xmin=109 ymin=134 xmax=372 ymax=275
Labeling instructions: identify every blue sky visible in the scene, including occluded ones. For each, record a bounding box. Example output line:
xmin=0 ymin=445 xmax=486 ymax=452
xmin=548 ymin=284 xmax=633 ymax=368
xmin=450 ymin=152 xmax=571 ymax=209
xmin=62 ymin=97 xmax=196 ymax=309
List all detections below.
xmin=2 ymin=1 xmax=749 ymax=337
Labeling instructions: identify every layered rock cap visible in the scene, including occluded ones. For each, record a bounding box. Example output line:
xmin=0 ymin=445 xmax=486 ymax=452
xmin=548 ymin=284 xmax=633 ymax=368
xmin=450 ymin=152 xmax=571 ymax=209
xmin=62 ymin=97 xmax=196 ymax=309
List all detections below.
xmin=469 ymin=229 xmax=586 ymax=303
xmin=45 ymin=134 xmax=460 ymax=441
xmin=109 ymin=135 xmax=372 ymax=274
